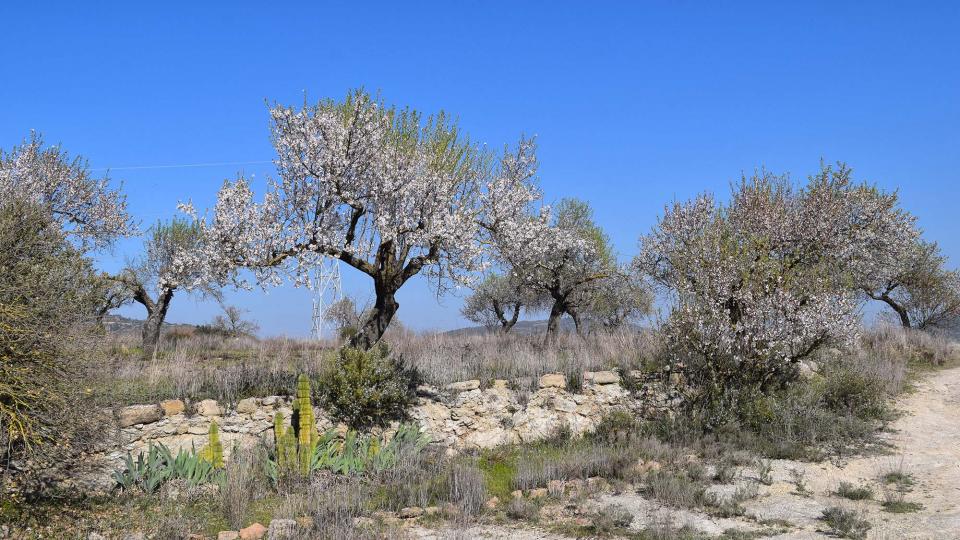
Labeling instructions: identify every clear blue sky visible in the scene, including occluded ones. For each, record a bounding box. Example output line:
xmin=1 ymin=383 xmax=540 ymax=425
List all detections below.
xmin=3 ymin=2 xmax=958 ymax=336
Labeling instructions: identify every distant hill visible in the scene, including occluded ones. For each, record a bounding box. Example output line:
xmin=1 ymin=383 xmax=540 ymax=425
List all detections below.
xmin=444 ymin=318 xmax=581 ymax=337
xmin=101 ymin=314 xmax=198 ymax=335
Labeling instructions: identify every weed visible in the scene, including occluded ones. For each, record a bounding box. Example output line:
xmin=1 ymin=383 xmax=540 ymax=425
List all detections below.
xmin=834 ymin=481 xmax=872 ymax=501
xmin=788 ymin=468 xmax=809 ymax=497
xmin=819 ymin=506 xmax=871 ymax=539
xmin=755 ymin=459 xmax=773 ymax=485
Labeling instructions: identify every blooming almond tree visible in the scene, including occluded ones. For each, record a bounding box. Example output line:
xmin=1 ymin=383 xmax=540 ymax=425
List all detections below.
xmin=636 ymin=164 xmax=915 ymax=395
xmin=113 ymin=218 xmax=221 ymax=356
xmin=862 ymin=239 xmax=960 ymax=329
xmin=0 ymin=132 xmax=134 ymax=249
xmin=461 ymin=272 xmax=544 ymax=333
xmin=581 ymin=265 xmax=652 ymax=330
xmin=181 ymin=90 xmax=540 ymax=349
xmin=497 ymin=198 xmax=617 ymax=342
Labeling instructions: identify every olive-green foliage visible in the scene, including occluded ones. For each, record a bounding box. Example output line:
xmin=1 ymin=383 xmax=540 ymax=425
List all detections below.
xmin=270 ymin=374 xmax=320 ymax=476
xmin=317 ymin=345 xmax=418 ymax=429
xmin=293 ymin=374 xmax=319 ymax=472
xmin=0 ymin=201 xmax=106 ymax=494
xmin=113 ymin=443 xmax=220 ymax=494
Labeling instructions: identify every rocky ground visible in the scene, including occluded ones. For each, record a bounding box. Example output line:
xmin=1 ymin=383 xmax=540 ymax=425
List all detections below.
xmin=411 ymin=365 xmax=960 ymax=540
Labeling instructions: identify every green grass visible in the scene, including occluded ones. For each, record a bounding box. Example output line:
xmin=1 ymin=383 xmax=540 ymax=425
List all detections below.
xmin=478 ymin=448 xmax=518 ymax=501
xmin=834 ymin=481 xmax=873 ymax=501
xmin=881 ymin=500 xmax=923 ymax=513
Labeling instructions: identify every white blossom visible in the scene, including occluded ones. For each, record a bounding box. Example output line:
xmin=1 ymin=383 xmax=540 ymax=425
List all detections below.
xmin=0 ymin=132 xmax=135 ymax=248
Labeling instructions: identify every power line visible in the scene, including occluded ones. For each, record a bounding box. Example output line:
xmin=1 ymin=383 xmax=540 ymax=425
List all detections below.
xmin=91 ymin=160 xmax=273 ymax=172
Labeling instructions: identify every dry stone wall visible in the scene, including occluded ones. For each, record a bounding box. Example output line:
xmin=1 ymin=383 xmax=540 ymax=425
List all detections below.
xmin=74 ymin=369 xmax=682 ymax=493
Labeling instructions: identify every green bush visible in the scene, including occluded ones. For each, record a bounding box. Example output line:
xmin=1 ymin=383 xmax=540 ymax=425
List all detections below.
xmin=0 ymin=202 xmax=108 ymax=496
xmin=591 ymin=409 xmax=642 ymax=444
xmin=820 ymin=362 xmax=890 ymax=421
xmin=317 ymin=345 xmax=419 ymax=430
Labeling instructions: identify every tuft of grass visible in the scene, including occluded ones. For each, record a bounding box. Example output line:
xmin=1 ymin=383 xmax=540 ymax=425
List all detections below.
xmin=881 ymin=500 xmax=923 ymax=513
xmin=639 ymin=469 xmax=713 ymax=509
xmin=788 ymin=468 xmax=810 ymax=497
xmin=834 ymin=481 xmax=873 ymax=501
xmin=590 ymin=504 xmax=634 ymax=534
xmin=820 ymin=506 xmax=871 ymax=540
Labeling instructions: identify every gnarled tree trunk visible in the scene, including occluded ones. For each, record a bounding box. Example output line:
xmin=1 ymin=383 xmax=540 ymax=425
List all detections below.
xmin=350 ymin=286 xmax=400 ymax=350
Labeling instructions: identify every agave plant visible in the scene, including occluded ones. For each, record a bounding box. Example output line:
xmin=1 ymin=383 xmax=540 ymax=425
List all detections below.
xmin=112 ymin=441 xmax=223 ymax=493
xmin=113 ymin=444 xmax=171 ymax=495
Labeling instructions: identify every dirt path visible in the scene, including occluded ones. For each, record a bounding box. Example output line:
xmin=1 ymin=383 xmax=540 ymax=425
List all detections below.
xmin=745 ymin=365 xmax=960 ymax=539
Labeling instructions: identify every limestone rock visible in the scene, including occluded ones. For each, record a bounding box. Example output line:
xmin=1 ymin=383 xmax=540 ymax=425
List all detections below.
xmin=584 ymin=370 xmax=620 ymax=385
xmin=528 ymin=488 xmax=548 ymax=499
xmin=484 ymin=496 xmax=500 ymax=509
xmin=117 ymin=404 xmax=162 ymax=427
xmin=159 ymin=399 xmax=185 ymax=416
xmin=538 ymin=373 xmax=567 ymax=389
xmin=236 ymin=397 xmax=258 ymax=414
xmin=238 ymin=522 xmax=267 ymax=540
xmin=217 ymin=532 xmax=240 ymax=540
xmin=196 ymin=399 xmax=222 ymax=417
xmin=446 ymin=379 xmax=480 ymax=392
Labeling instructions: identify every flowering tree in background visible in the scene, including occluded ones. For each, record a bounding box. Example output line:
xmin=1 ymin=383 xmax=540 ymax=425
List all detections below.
xmin=496 ymin=198 xmax=618 ymax=342
xmin=113 ymin=218 xmax=221 ymax=355
xmin=636 ymin=164 xmax=916 ymax=396
xmin=862 ymin=239 xmax=960 ymax=330
xmin=0 ymin=132 xmax=134 ymax=249
xmin=181 ymin=90 xmax=540 ymax=349
xmin=460 ymin=272 xmax=544 ymax=333
xmin=581 ymin=266 xmax=652 ymax=331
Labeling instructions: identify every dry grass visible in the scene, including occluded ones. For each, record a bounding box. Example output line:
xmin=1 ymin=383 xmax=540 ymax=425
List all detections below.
xmin=87 ymin=327 xmax=663 ymax=405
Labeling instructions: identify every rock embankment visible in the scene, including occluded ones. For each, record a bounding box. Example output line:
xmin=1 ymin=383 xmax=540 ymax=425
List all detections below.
xmin=75 ymin=368 xmax=682 ymax=493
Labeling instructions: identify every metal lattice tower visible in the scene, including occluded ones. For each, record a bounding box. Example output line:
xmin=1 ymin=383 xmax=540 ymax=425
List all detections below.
xmin=310 ymin=259 xmax=343 ymax=340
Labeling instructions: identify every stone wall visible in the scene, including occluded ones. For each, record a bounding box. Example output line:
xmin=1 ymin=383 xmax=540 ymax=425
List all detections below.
xmin=75 ymin=369 xmax=682 ymax=493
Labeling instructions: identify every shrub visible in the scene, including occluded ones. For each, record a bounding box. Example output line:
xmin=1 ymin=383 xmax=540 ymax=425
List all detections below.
xmin=505 ymin=497 xmax=538 ymax=521
xmin=819 ymin=362 xmax=890 ymax=421
xmin=591 ymin=409 xmax=643 ymax=445
xmin=220 ymin=447 xmax=264 ymax=529
xmin=820 ymin=506 xmax=871 ymax=539
xmin=639 ymin=469 xmax=712 ymax=509
xmin=317 ymin=345 xmax=418 ymax=429
xmin=0 ymin=202 xmax=108 ymax=496
xmin=591 ymin=504 xmax=634 ymax=532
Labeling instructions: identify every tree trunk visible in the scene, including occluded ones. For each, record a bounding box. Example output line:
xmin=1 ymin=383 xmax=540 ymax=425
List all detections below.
xmin=544 ymin=299 xmax=565 ymax=345
xmin=141 ymin=288 xmax=173 ymax=358
xmin=350 ymin=284 xmax=400 ymax=350
xmin=499 ymin=302 xmax=521 ymax=334
xmin=880 ymin=293 xmax=912 ymax=328
xmin=568 ymin=307 xmax=584 ymax=337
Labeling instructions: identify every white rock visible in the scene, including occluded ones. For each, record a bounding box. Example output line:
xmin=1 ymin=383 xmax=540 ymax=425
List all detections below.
xmin=539 ymin=373 xmax=567 ymax=389
xmin=195 ymin=399 xmax=222 ymax=416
